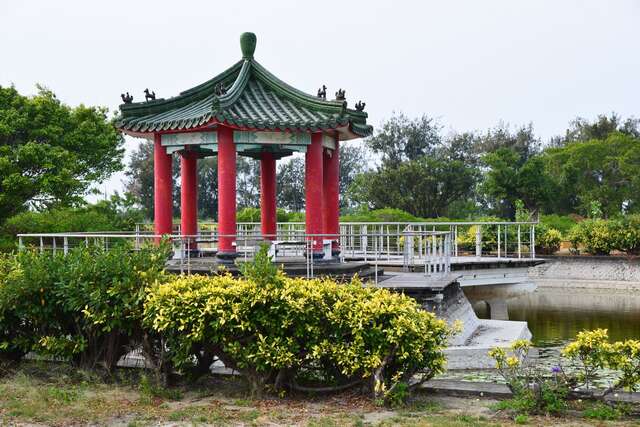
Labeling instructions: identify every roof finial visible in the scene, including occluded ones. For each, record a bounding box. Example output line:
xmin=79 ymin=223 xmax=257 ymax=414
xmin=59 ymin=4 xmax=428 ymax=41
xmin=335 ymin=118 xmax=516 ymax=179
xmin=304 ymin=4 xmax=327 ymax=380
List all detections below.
xmin=240 ymin=32 xmax=257 ymax=59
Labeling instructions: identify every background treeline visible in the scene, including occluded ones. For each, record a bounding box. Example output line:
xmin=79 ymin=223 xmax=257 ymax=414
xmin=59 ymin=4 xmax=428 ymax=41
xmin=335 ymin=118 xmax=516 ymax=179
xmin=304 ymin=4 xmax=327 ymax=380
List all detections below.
xmin=2 ymin=85 xmax=639 ymax=249
xmin=125 ymin=112 xmax=640 ymax=222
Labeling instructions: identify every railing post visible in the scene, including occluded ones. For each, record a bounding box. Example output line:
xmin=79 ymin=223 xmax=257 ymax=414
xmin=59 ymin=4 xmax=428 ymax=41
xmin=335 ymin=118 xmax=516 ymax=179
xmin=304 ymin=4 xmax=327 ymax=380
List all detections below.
xmin=475 ymin=224 xmax=482 ymax=258
xmin=497 ymin=225 xmax=501 ymax=259
xmin=517 ymin=224 xmax=522 ymax=259
xmin=504 ymin=225 xmax=508 ymax=258
xmin=454 ymin=225 xmax=458 ymax=257
xmin=362 ymin=225 xmax=367 ymax=261
xmin=531 ymin=224 xmax=536 ymax=259
xmin=52 ymin=237 xmax=57 ymax=255
xmin=18 ymin=236 xmax=24 ymax=251
xmin=63 ymin=236 xmax=68 ymax=256
xmin=39 ymin=236 xmax=44 ymax=253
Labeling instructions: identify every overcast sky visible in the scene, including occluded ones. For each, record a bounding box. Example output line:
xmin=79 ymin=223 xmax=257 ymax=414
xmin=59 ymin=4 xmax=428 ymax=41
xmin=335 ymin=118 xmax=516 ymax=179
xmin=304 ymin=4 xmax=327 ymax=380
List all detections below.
xmin=1 ymin=0 xmax=638 ymax=200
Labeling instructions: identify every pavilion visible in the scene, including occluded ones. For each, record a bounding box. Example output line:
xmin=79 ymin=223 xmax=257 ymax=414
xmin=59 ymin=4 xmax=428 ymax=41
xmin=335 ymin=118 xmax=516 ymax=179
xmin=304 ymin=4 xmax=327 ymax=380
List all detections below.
xmin=117 ymin=32 xmax=372 ymax=260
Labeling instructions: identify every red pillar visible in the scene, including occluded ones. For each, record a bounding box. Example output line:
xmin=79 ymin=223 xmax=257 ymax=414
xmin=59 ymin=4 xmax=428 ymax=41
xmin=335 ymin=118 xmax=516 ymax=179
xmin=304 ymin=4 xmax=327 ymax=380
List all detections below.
xmin=305 ymin=133 xmax=324 ymax=254
xmin=217 ymin=126 xmax=237 ymax=258
xmin=180 ymin=151 xmax=198 ymax=249
xmin=323 ymin=139 xmax=340 ymax=256
xmin=154 ymin=134 xmax=173 ymax=241
xmin=260 ymin=152 xmax=277 ymax=240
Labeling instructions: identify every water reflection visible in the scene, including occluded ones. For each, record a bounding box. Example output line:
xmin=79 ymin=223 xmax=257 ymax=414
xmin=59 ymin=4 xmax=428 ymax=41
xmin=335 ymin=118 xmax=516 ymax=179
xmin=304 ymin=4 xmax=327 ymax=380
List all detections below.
xmin=475 ymin=286 xmax=640 ymax=346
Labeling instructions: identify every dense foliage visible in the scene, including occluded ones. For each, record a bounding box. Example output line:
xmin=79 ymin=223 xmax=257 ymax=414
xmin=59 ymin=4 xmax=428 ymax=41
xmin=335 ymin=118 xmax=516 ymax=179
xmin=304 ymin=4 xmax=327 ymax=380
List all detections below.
xmin=0 ymin=85 xmax=123 ymax=223
xmin=0 ymin=242 xmax=170 ymax=371
xmin=0 ymin=195 xmax=144 ymax=252
xmin=144 ymin=246 xmax=451 ymax=399
xmin=568 ymin=215 xmax=640 ymax=255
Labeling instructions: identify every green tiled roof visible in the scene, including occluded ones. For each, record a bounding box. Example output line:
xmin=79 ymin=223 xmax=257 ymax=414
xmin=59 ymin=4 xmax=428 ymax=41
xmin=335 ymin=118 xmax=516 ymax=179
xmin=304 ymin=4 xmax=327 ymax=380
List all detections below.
xmin=118 ymin=33 xmax=372 ymax=140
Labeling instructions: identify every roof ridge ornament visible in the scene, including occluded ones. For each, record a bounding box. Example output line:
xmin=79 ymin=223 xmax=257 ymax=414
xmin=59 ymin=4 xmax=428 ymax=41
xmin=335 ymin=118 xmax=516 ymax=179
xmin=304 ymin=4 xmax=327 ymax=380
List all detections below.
xmin=214 ymin=83 xmax=227 ymax=96
xmin=120 ymin=92 xmax=133 ymax=104
xmin=317 ymin=85 xmax=327 ymax=100
xmin=335 ymin=88 xmax=346 ymax=101
xmin=240 ymin=32 xmax=257 ymax=59
xmin=355 ymin=101 xmax=365 ymax=112
xmin=144 ymin=88 xmax=156 ymax=102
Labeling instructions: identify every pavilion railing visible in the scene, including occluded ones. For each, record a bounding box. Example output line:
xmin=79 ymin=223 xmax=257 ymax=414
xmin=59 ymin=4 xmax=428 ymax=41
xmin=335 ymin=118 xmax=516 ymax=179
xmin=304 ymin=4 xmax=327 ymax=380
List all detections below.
xmin=17 ymin=221 xmax=536 ymax=282
xmin=133 ymin=220 xmax=538 ymax=260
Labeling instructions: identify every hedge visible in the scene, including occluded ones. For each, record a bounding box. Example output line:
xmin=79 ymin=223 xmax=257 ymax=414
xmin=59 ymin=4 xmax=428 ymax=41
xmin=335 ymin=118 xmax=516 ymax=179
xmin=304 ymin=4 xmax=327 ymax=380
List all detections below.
xmin=144 ymin=246 xmax=452 ymax=399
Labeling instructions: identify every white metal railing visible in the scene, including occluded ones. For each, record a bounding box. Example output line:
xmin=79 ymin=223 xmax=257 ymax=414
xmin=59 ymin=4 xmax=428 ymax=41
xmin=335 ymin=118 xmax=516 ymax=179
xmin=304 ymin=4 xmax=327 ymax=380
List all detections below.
xmin=134 ymin=220 xmax=538 ymax=260
xmin=16 ymin=229 xmax=455 ymax=282
xmin=16 ymin=220 xmax=538 ymax=283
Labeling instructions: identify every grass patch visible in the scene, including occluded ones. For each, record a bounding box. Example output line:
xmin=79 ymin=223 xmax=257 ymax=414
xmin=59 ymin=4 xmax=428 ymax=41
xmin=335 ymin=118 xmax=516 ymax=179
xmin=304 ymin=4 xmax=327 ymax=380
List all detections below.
xmin=0 ymin=361 xmax=637 ymax=426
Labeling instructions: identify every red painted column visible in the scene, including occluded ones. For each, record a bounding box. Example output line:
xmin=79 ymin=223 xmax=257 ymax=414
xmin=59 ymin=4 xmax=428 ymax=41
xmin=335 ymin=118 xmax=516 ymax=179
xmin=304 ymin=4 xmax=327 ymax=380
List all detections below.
xmin=154 ymin=134 xmax=173 ymax=241
xmin=217 ymin=126 xmax=237 ymax=258
xmin=323 ymin=139 xmax=340 ymax=256
xmin=305 ymin=133 xmax=324 ymax=254
xmin=260 ymin=152 xmax=277 ymax=240
xmin=180 ymin=151 xmax=198 ymax=250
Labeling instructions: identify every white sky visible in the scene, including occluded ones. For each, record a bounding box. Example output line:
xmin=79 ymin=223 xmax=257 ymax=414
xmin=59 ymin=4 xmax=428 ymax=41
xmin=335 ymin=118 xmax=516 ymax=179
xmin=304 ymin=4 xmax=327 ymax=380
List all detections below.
xmin=1 ymin=0 xmax=639 ymax=200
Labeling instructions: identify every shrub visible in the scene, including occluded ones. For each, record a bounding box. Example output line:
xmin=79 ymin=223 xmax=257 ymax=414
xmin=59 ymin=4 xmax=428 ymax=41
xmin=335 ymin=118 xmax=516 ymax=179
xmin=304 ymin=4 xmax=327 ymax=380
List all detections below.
xmin=0 ymin=242 xmax=170 ymax=371
xmin=535 ymin=226 xmax=562 ymax=255
xmin=611 ymin=215 xmax=640 ymax=255
xmin=144 ymin=246 xmax=451 ymax=399
xmin=539 ymin=214 xmax=578 ymax=236
xmin=237 ymin=207 xmax=302 ymax=223
xmin=568 ymin=219 xmax=616 ymax=255
xmin=340 ymin=208 xmax=421 ymax=223
xmin=0 ymin=196 xmax=145 ymax=252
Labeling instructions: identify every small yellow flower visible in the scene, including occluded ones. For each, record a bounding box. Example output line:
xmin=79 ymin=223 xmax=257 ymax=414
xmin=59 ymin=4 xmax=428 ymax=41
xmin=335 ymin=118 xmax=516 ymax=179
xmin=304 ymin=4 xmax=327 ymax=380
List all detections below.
xmin=506 ymin=356 xmax=520 ymax=368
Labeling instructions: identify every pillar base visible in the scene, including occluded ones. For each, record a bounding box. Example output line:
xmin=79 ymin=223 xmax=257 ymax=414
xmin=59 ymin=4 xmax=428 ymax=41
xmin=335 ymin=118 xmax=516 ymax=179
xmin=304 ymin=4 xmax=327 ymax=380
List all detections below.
xmin=486 ymin=299 xmax=509 ymax=320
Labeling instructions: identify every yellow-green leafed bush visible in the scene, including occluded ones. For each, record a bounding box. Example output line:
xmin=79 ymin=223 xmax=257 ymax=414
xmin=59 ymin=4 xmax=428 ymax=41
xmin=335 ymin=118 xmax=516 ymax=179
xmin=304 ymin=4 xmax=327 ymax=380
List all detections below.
xmin=144 ymin=247 xmax=451 ymax=398
xmin=568 ymin=219 xmax=616 ymax=255
xmin=536 ymin=227 xmax=562 ymax=255
xmin=563 ymin=329 xmax=640 ymax=392
xmin=612 ymin=215 xmax=640 ymax=255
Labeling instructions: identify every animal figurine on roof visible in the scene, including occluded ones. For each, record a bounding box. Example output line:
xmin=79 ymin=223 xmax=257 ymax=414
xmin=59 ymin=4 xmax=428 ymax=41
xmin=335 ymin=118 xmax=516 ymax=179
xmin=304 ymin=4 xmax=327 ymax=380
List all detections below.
xmin=335 ymin=88 xmax=346 ymax=101
xmin=144 ymin=88 xmax=156 ymax=101
xmin=120 ymin=92 xmax=133 ymax=104
xmin=214 ymin=83 xmax=227 ymax=96
xmin=355 ymin=101 xmax=366 ymax=112
xmin=317 ymin=85 xmax=327 ymax=99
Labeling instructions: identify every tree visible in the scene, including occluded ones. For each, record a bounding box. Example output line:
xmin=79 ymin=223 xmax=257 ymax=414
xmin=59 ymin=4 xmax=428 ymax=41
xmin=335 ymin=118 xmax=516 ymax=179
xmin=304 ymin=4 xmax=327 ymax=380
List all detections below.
xmin=474 ymin=122 xmax=540 ymax=163
xmin=482 ymin=149 xmax=553 ymax=218
xmin=236 ymin=157 xmax=260 ymax=209
xmin=351 ymin=114 xmax=480 ymax=218
xmin=553 ymin=113 xmax=640 ymax=145
xmin=276 ymin=157 xmax=305 ymax=212
xmin=543 ymin=132 xmax=640 ymax=217
xmin=350 ymin=154 xmax=478 ymax=218
xmin=126 ymin=148 xmax=260 ymax=219
xmin=338 ymin=144 xmax=369 ymax=210
xmin=475 ymin=123 xmax=551 ymax=218
xmin=0 ymin=85 xmax=123 ymax=223
xmin=367 ymin=113 xmax=441 ymax=167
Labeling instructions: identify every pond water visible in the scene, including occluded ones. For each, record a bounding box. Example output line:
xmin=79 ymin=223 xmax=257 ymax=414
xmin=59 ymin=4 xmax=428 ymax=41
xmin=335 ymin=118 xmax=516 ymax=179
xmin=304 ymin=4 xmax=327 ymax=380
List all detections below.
xmin=441 ymin=285 xmax=640 ymax=386
xmin=474 ymin=285 xmax=640 ymax=346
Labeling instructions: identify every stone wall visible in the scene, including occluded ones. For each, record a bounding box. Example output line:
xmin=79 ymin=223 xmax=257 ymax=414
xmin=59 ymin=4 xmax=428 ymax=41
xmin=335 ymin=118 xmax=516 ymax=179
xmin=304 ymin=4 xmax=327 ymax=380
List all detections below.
xmin=530 ymin=256 xmax=640 ymax=290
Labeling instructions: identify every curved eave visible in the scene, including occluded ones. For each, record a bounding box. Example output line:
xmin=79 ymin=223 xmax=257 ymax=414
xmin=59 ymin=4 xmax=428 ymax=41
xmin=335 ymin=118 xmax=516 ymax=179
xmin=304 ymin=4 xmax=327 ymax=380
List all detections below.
xmin=117 ymin=56 xmax=372 ymax=137
xmin=118 ymin=59 xmax=244 ymax=118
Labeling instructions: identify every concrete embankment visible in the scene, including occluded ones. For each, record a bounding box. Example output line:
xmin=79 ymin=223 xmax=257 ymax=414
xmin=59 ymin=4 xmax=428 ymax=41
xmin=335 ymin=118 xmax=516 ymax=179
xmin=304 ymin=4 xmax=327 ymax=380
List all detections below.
xmin=530 ymin=256 xmax=640 ymax=290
